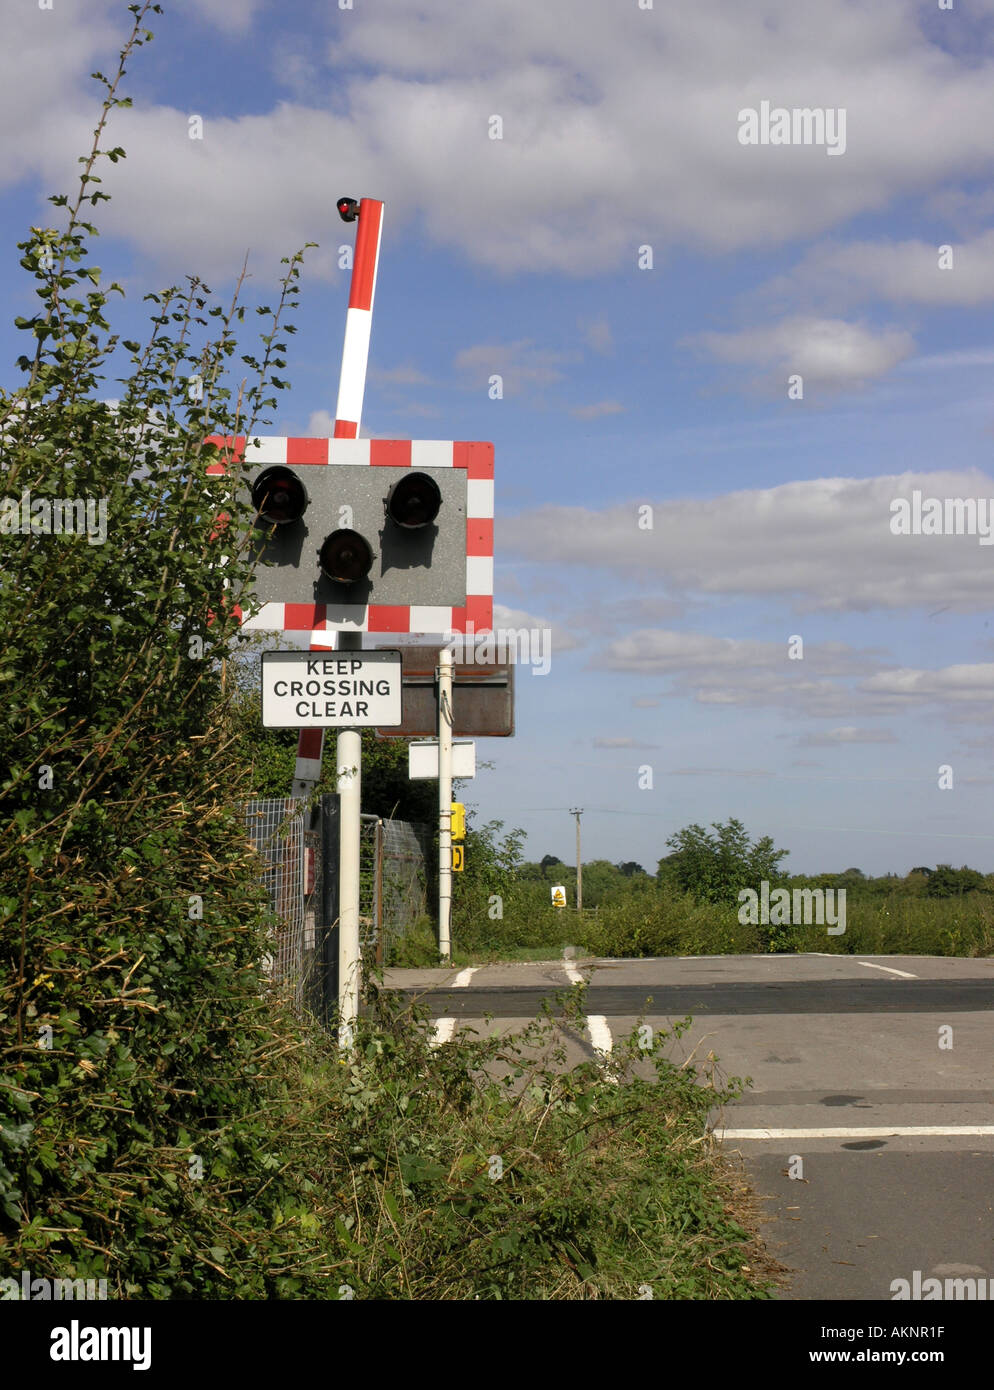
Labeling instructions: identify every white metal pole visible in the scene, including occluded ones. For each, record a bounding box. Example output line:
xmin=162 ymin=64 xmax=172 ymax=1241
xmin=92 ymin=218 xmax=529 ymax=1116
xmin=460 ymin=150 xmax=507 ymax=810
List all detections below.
xmin=337 ymin=631 xmax=363 ymax=1047
xmin=330 ymin=198 xmax=384 ymax=1046
xmin=438 ymin=647 xmax=454 ymax=961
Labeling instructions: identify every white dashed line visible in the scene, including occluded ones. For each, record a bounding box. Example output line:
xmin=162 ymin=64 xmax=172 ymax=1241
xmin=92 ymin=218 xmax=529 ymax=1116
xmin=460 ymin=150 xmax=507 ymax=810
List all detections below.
xmin=563 ymin=959 xmax=585 ymax=984
xmin=717 ymin=1125 xmax=994 ymax=1140
xmin=429 ymin=968 xmax=477 ymax=1046
xmin=858 ymin=961 xmax=918 ymax=979
xmin=587 ymin=1015 xmax=613 ymax=1056
xmin=430 ymin=1017 xmax=457 ymax=1048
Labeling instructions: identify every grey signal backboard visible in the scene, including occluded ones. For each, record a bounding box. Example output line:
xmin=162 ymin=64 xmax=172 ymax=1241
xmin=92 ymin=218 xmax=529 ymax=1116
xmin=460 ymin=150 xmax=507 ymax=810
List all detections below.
xmin=244 ymin=465 xmax=467 ymax=609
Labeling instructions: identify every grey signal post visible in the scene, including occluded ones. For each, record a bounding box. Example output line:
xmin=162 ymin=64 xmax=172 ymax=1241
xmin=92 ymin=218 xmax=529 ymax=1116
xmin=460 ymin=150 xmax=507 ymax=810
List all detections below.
xmin=438 ymin=648 xmax=454 ymax=960
xmin=248 ymin=460 xmax=470 ymax=1040
xmin=337 ymin=633 xmax=362 ymax=1045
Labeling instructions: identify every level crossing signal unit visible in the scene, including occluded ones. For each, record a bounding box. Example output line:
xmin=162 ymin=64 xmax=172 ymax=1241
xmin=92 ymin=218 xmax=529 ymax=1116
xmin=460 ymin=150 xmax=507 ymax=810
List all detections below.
xmin=203 ymin=196 xmax=495 ymax=1033
xmin=205 ymin=435 xmax=493 ymax=636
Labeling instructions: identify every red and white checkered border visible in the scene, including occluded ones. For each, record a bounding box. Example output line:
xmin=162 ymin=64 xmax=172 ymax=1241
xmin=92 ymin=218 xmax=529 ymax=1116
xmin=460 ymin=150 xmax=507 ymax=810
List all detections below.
xmin=206 ymin=435 xmax=494 ymax=634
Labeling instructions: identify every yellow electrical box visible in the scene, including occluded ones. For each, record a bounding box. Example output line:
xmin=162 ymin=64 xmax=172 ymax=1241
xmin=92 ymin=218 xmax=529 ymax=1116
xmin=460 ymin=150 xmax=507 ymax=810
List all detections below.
xmin=452 ymin=844 xmax=465 ymax=872
xmin=451 ymin=802 xmax=466 ymax=840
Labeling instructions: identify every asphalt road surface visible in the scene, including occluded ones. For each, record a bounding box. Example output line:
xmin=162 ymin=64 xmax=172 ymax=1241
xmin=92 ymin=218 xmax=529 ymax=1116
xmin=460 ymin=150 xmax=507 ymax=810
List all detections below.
xmin=381 ymin=952 xmax=994 ymax=1300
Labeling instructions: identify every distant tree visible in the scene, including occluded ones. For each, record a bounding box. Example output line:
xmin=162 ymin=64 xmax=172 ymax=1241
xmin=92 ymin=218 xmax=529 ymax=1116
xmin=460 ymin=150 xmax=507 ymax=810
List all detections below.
xmin=540 ymin=853 xmax=563 ymax=877
xmin=926 ymin=864 xmax=985 ymax=898
xmin=841 ymin=867 xmax=866 ymax=879
xmin=577 ymin=859 xmax=627 ymax=907
xmin=616 ymin=861 xmax=646 ymax=877
xmin=660 ymin=818 xmax=789 ymax=907
xmin=909 ymin=866 xmax=933 ymax=877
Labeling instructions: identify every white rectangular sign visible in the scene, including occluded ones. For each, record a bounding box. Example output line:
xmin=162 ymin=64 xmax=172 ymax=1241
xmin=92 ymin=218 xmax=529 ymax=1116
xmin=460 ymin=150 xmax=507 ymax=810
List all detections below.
xmin=408 ymin=739 xmax=477 ymax=780
xmin=261 ymin=650 xmax=402 ymax=728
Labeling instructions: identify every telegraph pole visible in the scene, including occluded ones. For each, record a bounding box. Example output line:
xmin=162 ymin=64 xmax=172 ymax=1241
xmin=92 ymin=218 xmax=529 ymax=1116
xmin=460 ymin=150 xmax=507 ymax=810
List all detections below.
xmin=570 ymin=807 xmax=583 ymax=913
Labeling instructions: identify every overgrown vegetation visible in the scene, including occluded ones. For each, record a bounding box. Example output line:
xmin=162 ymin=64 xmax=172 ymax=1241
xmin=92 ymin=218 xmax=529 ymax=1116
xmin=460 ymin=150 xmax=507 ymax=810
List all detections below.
xmin=436 ymin=819 xmax=994 ymax=963
xmin=0 ymin=5 xmax=773 ymax=1301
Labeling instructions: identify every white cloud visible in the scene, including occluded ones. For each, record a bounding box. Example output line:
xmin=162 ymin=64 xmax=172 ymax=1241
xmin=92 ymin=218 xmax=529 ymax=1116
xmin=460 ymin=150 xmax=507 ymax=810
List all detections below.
xmin=0 ymin=0 xmax=119 ymax=185
xmin=501 ymin=470 xmax=994 ymax=613
xmin=373 ymin=363 xmax=434 ymax=386
xmin=693 ymin=316 xmax=915 ymax=388
xmin=454 ymin=339 xmax=574 ymax=395
xmin=570 ymin=399 xmax=624 ymax=419
xmin=757 ymin=230 xmax=994 ymax=311
xmin=592 ymin=736 xmax=660 ymax=749
xmin=306 ymin=409 xmax=334 ymax=435
xmin=859 ymin=664 xmax=994 ymax=703
xmin=172 ymin=0 xmax=264 ymax=35
xmin=579 ymin=318 xmax=613 ymax=354
xmin=10 ymin=0 xmax=994 ymax=280
xmin=901 ymin=348 xmax=994 ymax=372
xmin=492 ymin=603 xmax=583 ymax=652
xmin=799 ymin=726 xmax=899 ymax=745
xmin=589 ymin=627 xmax=994 ymax=726
xmin=671 ymin=766 xmax=774 ymax=779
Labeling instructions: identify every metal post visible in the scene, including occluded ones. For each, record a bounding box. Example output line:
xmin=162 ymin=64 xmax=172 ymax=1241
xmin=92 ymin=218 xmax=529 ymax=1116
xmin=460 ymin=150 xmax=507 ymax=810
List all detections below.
xmin=570 ymin=807 xmax=583 ymax=913
xmin=288 ymin=197 xmax=383 ymax=1045
xmin=375 ymin=818 xmax=384 ymax=968
xmin=337 ymin=631 xmax=363 ymax=1047
xmin=438 ymin=647 xmax=454 ymax=960
xmin=320 ymin=793 xmax=340 ymax=1029
xmin=291 ymin=197 xmax=384 ymax=804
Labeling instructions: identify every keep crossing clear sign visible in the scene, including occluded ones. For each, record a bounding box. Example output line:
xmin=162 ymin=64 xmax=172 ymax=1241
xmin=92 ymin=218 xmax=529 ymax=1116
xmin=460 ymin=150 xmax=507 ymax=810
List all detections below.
xmin=261 ymin=650 xmax=402 ymax=728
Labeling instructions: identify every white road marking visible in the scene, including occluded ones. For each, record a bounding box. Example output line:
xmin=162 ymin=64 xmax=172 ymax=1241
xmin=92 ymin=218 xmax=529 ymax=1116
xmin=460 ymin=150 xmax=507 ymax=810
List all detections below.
xmin=452 ymin=967 xmax=478 ymax=987
xmin=563 ymin=958 xmax=585 ymax=984
xmin=430 ymin=1017 xmax=456 ymax=1048
xmin=586 ymin=1014 xmax=618 ymax=1086
xmin=858 ymin=961 xmax=918 ymax=979
xmin=587 ymin=1015 xmax=613 ymax=1056
xmin=717 ymin=1125 xmax=994 ymax=1140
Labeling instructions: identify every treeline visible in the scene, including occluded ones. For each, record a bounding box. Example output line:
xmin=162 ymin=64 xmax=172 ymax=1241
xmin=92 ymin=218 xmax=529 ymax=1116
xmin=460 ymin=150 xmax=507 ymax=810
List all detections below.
xmin=520 ymin=855 xmax=993 ymax=910
xmin=429 ymin=818 xmax=994 ymax=963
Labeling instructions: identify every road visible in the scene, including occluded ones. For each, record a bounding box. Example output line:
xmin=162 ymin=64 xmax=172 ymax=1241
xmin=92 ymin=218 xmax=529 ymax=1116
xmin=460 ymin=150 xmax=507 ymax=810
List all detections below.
xmin=381 ymin=951 xmax=994 ymax=1300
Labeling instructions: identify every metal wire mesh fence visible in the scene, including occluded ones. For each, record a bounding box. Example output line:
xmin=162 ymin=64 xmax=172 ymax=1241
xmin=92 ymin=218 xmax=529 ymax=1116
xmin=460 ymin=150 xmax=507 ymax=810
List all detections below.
xmin=244 ymin=798 xmax=309 ymax=1007
xmin=380 ymin=818 xmax=431 ymax=960
xmin=244 ymin=799 xmax=430 ymax=1017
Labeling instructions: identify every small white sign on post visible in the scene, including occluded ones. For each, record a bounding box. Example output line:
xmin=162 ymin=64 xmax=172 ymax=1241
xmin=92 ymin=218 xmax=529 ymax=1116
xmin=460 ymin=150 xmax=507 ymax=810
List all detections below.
xmin=408 ymin=739 xmax=477 ymax=780
xmin=261 ymin=650 xmax=402 ymax=728
xmin=551 ymin=885 xmax=567 ymax=908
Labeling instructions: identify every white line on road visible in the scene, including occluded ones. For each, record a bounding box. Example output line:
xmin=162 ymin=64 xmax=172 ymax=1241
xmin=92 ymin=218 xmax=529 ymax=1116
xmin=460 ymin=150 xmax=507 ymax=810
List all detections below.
xmin=717 ymin=1125 xmax=994 ymax=1140
xmin=587 ymin=1015 xmax=613 ymax=1056
xmin=563 ymin=959 xmax=585 ymax=984
xmin=429 ymin=969 xmax=476 ymax=1047
xmin=430 ymin=1017 xmax=457 ymax=1048
xmin=858 ymin=961 xmax=918 ymax=979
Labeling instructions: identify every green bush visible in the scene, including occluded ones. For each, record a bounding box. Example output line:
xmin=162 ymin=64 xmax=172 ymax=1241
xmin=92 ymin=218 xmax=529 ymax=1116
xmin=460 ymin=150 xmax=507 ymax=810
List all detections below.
xmin=0 ymin=8 xmax=326 ymax=1296
xmin=384 ymin=915 xmax=440 ymax=969
xmin=0 ymin=9 xmax=778 ymax=1301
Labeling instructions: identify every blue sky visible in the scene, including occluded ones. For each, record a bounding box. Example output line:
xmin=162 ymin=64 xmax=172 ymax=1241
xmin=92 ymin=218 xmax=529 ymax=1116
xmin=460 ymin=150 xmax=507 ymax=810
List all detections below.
xmin=4 ymin=0 xmax=994 ymax=875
